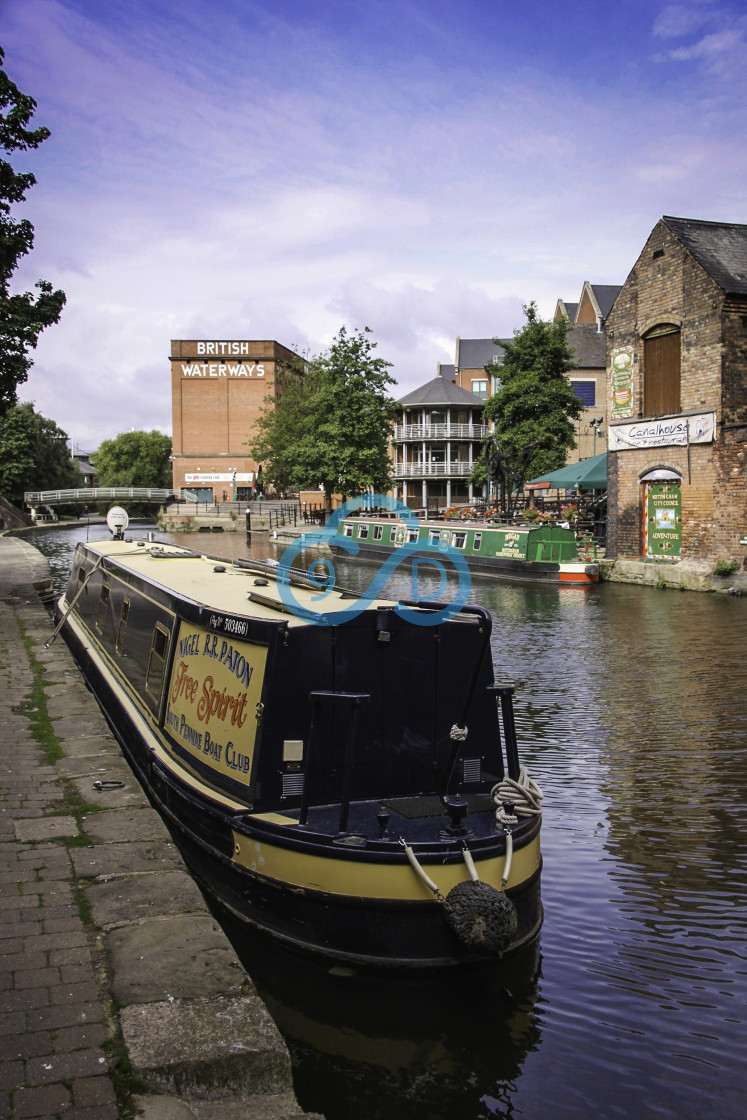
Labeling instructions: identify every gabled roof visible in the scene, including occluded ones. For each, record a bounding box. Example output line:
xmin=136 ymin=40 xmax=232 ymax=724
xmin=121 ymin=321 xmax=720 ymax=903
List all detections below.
xmin=567 ymin=324 xmax=607 ymax=369
xmin=662 ymin=216 xmax=747 ymax=295
xmin=587 ymin=284 xmax=622 ymax=319
xmin=398 ymin=365 xmax=485 ymax=408
xmin=555 ymin=299 xmax=578 ymax=322
xmin=455 ymin=337 xmax=510 ymax=370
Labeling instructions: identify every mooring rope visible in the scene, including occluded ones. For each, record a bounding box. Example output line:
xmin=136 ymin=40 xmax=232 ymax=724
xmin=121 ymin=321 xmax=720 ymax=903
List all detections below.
xmin=492 ymin=768 xmax=544 ymax=825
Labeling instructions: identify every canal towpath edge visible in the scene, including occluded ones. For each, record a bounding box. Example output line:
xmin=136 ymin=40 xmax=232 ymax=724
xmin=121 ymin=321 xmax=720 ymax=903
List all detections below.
xmin=0 ymin=535 xmax=322 ymax=1120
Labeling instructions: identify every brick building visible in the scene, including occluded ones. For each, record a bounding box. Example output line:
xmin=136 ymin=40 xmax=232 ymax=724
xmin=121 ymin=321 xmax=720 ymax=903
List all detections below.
xmin=554 ymin=282 xmax=621 ymax=462
xmin=605 ymin=216 xmax=747 ymax=566
xmin=169 ymin=339 xmax=302 ymax=501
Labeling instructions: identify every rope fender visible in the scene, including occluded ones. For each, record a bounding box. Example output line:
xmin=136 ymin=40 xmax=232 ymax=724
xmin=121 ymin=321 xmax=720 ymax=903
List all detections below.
xmin=400 ymin=839 xmax=518 ymax=956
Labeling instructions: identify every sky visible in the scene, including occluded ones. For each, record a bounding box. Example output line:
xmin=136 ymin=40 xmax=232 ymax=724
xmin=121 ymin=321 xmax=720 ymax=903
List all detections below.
xmin=2 ymin=0 xmax=746 ymax=450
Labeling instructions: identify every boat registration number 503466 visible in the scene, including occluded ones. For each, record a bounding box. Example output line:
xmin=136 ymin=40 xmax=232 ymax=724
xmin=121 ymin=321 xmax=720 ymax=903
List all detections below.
xmin=163 ymin=622 xmax=268 ymax=786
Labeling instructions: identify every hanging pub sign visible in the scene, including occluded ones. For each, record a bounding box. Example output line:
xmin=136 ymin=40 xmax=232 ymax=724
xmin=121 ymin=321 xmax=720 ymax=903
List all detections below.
xmin=643 ymin=482 xmax=682 ymax=561
xmin=610 ymin=346 xmax=635 ymax=420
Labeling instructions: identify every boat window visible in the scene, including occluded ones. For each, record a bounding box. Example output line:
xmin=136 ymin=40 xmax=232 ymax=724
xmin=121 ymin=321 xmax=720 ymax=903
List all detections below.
xmin=116 ymin=599 xmax=130 ymax=655
xmin=77 ymin=564 xmax=87 ymax=587
xmin=473 ymin=533 xmax=482 ymax=551
xmin=389 ymin=526 xmax=397 ymax=543
xmin=452 ymin=531 xmax=467 ymax=549
xmin=343 ymin=524 xmax=353 ymax=538
xmin=428 ymin=529 xmax=440 ymax=544
xmin=95 ymin=583 xmax=110 ymax=633
xmin=146 ymin=623 xmax=171 ymax=706
xmin=357 ymin=524 xmax=369 ymax=539
xmin=408 ymin=529 xmax=419 ymax=543
xmin=373 ymin=525 xmax=383 ymax=541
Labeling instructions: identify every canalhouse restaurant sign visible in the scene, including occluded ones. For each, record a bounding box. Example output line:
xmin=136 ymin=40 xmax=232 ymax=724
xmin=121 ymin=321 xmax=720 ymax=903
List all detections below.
xmin=610 ymin=411 xmax=715 ymax=451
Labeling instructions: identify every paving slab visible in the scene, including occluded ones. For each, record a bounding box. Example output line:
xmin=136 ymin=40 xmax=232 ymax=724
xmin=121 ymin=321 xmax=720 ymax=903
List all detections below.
xmin=0 ymin=535 xmax=312 ymax=1120
xmin=121 ymin=993 xmax=291 ymax=1098
xmin=87 ymin=870 xmax=206 ymax=929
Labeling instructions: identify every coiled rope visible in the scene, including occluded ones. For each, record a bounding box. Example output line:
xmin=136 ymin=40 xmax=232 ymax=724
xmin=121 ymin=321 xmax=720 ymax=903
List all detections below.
xmin=491 ymin=768 xmax=544 ymax=825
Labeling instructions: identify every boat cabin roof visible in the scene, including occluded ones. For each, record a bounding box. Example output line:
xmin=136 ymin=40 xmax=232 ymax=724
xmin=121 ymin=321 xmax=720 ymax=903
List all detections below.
xmin=80 ymin=538 xmax=386 ymax=627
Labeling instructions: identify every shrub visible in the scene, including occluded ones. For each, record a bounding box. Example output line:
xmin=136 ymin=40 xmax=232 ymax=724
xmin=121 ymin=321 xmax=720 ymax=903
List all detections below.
xmin=713 ymin=558 xmax=741 ymax=577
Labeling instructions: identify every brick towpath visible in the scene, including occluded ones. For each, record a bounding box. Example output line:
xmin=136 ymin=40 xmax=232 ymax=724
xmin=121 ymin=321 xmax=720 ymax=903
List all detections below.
xmin=0 ymin=535 xmax=320 ymax=1120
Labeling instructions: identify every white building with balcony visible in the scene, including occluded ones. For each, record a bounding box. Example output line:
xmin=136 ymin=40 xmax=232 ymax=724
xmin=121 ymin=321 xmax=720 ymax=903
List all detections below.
xmin=391 ymin=364 xmax=487 ymax=510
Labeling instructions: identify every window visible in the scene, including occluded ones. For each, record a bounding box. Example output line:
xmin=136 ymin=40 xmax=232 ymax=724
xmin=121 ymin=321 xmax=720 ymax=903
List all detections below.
xmin=357 ymin=524 xmax=369 ymax=539
xmin=428 ymin=529 xmax=441 ymax=545
xmin=408 ymin=529 xmax=419 ymax=542
xmin=372 ymin=525 xmax=383 ymax=541
xmin=473 ymin=533 xmax=482 ymax=551
xmin=146 ymin=624 xmax=170 ymax=707
xmin=116 ymin=599 xmax=130 ymax=655
xmin=452 ymin=531 xmax=467 ymax=549
xmin=472 ymin=379 xmax=488 ymax=399
xmin=95 ymin=583 xmax=110 ymax=634
xmin=343 ymin=524 xmax=353 ymax=537
xmin=644 ymin=326 xmax=681 ymax=416
xmin=571 ymin=380 xmax=596 ymax=406
xmin=389 ymin=526 xmax=397 ymax=543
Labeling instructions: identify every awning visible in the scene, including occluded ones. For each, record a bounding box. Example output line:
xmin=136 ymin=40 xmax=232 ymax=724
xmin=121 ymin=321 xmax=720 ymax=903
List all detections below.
xmin=526 ymin=452 xmax=607 ymax=491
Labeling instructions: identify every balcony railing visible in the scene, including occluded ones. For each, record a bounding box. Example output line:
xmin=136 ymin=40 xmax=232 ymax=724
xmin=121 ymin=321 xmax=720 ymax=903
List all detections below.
xmin=392 ymin=461 xmax=474 ymax=478
xmin=392 ymin=423 xmax=489 ymax=441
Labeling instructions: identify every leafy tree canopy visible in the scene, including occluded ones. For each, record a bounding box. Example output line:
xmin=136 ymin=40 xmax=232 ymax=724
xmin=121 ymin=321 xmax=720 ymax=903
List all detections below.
xmin=0 ymin=46 xmax=66 ymax=416
xmin=249 ymin=326 xmax=396 ymax=512
xmin=0 ymin=401 xmax=79 ymax=501
xmin=91 ymin=430 xmax=173 ymax=488
xmin=483 ymin=301 xmax=583 ymax=512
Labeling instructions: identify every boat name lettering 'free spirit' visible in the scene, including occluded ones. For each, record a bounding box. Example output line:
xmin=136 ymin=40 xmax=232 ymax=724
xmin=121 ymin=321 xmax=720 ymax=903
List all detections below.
xmin=170 ymin=633 xmax=253 ymax=728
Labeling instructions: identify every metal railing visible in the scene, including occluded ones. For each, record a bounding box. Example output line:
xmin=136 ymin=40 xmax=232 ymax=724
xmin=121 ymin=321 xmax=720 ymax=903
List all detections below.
xmin=391 ymin=462 xmax=474 ymax=478
xmin=392 ymin=423 xmax=489 ymax=440
xmin=24 ymin=487 xmax=177 ymax=505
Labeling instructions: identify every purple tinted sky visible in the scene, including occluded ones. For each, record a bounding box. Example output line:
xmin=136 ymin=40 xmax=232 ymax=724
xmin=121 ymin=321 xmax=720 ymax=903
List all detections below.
xmin=3 ymin=0 xmax=746 ymax=447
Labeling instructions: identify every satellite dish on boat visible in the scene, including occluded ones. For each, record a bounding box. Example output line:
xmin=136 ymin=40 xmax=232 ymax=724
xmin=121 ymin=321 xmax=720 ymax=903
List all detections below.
xmin=106 ymin=506 xmax=129 ymax=538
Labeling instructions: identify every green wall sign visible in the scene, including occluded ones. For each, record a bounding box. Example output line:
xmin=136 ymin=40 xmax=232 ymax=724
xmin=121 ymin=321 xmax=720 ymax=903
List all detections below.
xmin=644 ymin=482 xmax=682 ymax=561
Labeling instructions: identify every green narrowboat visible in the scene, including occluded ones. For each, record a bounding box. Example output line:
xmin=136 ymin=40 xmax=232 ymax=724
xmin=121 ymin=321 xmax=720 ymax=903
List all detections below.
xmin=334 ymin=517 xmax=599 ymax=586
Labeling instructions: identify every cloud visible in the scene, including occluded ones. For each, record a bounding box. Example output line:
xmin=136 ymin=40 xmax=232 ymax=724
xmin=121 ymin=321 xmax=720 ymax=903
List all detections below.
xmin=5 ymin=0 xmax=747 ymax=448
xmin=651 ymin=2 xmax=747 ymax=78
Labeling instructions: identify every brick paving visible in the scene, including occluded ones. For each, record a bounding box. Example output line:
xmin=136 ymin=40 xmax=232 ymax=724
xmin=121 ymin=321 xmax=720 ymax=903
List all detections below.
xmin=0 ymin=536 xmax=319 ymax=1120
xmin=0 ymin=540 xmax=116 ymax=1119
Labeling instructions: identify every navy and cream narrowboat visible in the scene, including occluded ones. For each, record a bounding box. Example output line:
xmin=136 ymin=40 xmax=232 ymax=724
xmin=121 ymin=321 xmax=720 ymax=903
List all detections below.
xmin=52 ymin=516 xmax=544 ymax=970
xmin=334 ymin=516 xmax=599 ymax=586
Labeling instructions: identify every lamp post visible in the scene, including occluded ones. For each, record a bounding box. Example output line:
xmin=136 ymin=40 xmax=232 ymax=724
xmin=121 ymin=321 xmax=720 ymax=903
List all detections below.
xmin=231 ymin=469 xmax=236 ymax=501
xmin=589 ymin=417 xmax=604 ymax=457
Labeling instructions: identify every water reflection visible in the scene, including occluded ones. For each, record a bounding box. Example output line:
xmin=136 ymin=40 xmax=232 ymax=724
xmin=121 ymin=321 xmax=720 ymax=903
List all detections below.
xmin=21 ymin=522 xmax=747 ymax=1120
xmin=219 ymin=916 xmax=542 ymax=1120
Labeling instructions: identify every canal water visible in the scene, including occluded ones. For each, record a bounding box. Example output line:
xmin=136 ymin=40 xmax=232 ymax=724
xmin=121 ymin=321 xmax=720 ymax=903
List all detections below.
xmin=24 ymin=522 xmax=747 ymax=1120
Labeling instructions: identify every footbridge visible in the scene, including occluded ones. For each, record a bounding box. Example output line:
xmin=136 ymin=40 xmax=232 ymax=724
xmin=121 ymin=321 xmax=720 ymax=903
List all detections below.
xmin=24 ymin=487 xmax=177 ymax=506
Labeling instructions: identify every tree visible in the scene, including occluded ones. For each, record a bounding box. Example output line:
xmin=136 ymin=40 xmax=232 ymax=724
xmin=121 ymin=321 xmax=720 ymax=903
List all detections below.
xmin=483 ymin=302 xmax=583 ymax=516
xmin=0 ymin=48 xmax=66 ymax=416
xmin=0 ymin=401 xmax=79 ymax=501
xmin=92 ymin=430 xmax=173 ymax=488
xmin=249 ymin=326 xmax=396 ymax=515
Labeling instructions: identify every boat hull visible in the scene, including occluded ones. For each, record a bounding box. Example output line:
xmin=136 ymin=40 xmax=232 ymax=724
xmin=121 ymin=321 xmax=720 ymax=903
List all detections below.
xmin=332 ymin=518 xmax=599 ymax=586
xmin=55 ymin=538 xmax=544 ymax=970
